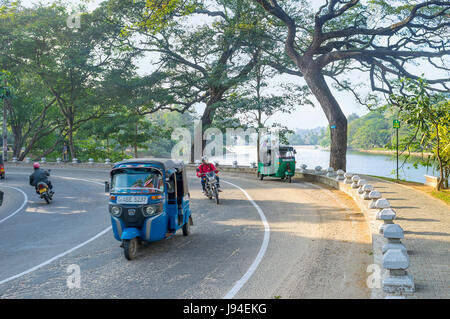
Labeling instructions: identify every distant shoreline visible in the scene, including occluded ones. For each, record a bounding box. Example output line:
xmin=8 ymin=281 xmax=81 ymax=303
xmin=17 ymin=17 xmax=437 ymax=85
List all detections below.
xmin=355 ymin=148 xmax=433 ymax=157
xmin=290 ymin=145 xmax=433 ymax=158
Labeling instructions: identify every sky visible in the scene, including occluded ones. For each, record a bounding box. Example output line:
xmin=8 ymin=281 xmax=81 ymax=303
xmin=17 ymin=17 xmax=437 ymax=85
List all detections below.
xmin=19 ymin=0 xmax=443 ymax=131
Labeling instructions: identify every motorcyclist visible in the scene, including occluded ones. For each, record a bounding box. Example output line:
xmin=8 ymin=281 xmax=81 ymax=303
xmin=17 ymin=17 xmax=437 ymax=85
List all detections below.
xmin=197 ymin=156 xmax=221 ymax=193
xmin=29 ymin=162 xmax=54 ymax=195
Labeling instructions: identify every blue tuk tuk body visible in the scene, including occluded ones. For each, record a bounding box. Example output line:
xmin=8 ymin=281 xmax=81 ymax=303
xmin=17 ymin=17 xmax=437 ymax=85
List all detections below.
xmin=107 ymin=158 xmax=192 ymax=259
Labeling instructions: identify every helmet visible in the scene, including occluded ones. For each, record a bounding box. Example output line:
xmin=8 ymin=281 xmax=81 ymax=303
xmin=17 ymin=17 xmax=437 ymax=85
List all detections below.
xmin=33 ymin=162 xmax=40 ymax=169
xmin=201 ymin=156 xmax=208 ymax=163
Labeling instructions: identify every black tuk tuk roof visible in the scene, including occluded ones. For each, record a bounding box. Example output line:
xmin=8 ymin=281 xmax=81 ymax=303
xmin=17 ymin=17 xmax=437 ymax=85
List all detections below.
xmin=113 ymin=158 xmax=184 ymax=171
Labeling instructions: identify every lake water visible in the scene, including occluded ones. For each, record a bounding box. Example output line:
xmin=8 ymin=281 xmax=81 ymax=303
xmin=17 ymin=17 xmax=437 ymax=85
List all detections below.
xmin=210 ymin=145 xmax=437 ymax=184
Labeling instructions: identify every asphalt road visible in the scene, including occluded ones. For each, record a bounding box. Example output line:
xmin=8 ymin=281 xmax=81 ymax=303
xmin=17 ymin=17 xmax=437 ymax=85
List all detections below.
xmin=0 ymin=166 xmax=372 ymax=299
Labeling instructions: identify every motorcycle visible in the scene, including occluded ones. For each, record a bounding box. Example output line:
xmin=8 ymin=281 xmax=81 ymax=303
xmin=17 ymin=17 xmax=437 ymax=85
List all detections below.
xmin=36 ymin=181 xmax=53 ymax=204
xmin=204 ymin=171 xmax=220 ymax=204
xmin=0 ymin=162 xmax=4 ymax=179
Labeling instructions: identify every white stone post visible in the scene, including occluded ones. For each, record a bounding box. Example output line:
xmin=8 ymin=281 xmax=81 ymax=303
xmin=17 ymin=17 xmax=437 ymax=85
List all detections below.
xmin=336 ymin=169 xmax=345 ymax=181
xmin=232 ymin=160 xmax=238 ymax=168
xmin=368 ymin=190 xmax=382 ymax=209
xmin=382 ymin=223 xmax=406 ymax=253
xmin=382 ymin=248 xmax=415 ymax=294
xmin=41 ymin=157 xmax=46 ymax=163
xmin=326 ymin=167 xmax=335 ymax=177
xmin=351 ymin=175 xmax=360 ymax=188
xmin=362 ymin=184 xmax=374 ymax=199
xmin=56 ymin=158 xmax=62 ymax=163
xmin=357 ymin=179 xmax=367 ymax=194
xmin=105 ymin=159 xmax=111 ymax=165
xmin=72 ymin=158 xmax=78 ymax=164
xmin=344 ymin=172 xmax=353 ymax=184
xmin=377 ymin=208 xmax=397 ymax=235
xmin=314 ymin=166 xmax=322 ymax=174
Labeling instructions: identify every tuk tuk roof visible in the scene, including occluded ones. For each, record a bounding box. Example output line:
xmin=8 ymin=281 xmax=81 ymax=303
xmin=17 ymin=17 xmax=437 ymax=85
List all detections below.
xmin=113 ymin=158 xmax=184 ymax=171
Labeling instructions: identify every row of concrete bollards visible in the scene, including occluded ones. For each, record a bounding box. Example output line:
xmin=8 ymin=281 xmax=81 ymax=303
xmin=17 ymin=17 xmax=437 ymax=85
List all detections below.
xmin=13 ymin=157 xmax=113 ymax=165
xmin=311 ymin=167 xmax=415 ymax=297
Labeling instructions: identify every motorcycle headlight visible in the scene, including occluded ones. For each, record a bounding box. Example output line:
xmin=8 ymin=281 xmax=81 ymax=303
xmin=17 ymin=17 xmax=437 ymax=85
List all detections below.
xmin=111 ymin=206 xmax=122 ymax=217
xmin=143 ymin=205 xmax=157 ymax=217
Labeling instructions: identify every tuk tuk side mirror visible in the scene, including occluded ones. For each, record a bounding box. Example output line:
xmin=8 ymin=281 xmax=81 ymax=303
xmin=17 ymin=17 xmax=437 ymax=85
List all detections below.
xmin=105 ymin=181 xmax=110 ymax=193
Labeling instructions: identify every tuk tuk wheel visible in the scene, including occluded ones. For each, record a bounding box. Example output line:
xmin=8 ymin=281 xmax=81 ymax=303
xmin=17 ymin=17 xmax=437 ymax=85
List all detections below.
xmin=288 ymin=175 xmax=292 ymax=183
xmin=123 ymin=238 xmax=138 ymax=260
xmin=259 ymin=173 xmax=264 ymax=180
xmin=183 ymin=216 xmax=192 ymax=236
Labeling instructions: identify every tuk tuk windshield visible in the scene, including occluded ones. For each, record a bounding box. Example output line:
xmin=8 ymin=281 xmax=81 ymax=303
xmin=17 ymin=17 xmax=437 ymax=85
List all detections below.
xmin=277 ymin=149 xmax=295 ymax=159
xmin=111 ymin=168 xmax=164 ymax=194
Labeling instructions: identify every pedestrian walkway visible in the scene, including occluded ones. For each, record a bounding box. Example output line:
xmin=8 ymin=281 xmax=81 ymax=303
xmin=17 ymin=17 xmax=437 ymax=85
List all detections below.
xmin=364 ymin=176 xmax=450 ymax=299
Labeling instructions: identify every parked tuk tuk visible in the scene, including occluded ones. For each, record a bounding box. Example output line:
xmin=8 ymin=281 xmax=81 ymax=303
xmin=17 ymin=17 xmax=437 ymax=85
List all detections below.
xmin=257 ymin=145 xmax=297 ymax=183
xmin=105 ymin=158 xmax=193 ymax=260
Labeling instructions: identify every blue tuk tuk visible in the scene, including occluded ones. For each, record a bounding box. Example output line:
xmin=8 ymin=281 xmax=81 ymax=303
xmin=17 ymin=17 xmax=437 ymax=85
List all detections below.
xmin=105 ymin=158 xmax=193 ymax=260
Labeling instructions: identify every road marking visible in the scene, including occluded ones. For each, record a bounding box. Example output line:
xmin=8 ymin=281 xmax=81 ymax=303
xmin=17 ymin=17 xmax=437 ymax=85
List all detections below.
xmin=222 ymin=180 xmax=270 ymax=299
xmin=0 ymin=226 xmax=111 ymax=285
xmin=0 ymin=186 xmax=29 ymax=224
xmin=0 ymin=174 xmax=110 ymax=286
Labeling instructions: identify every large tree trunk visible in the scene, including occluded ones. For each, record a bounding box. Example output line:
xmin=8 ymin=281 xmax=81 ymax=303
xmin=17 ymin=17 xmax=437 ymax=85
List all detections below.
xmin=303 ymin=70 xmax=347 ymax=170
xmin=190 ymin=96 xmax=221 ymax=163
xmin=67 ymin=121 xmax=76 ymax=159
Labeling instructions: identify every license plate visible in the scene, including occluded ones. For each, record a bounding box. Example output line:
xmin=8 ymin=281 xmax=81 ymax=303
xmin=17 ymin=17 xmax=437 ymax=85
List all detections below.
xmin=39 ymin=188 xmax=47 ymax=194
xmin=116 ymin=196 xmax=147 ymax=204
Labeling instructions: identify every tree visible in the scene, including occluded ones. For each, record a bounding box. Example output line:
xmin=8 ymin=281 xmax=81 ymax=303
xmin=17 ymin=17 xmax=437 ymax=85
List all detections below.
xmin=3 ymin=3 xmax=136 ymax=159
xmin=110 ymin=0 xmax=273 ymax=162
xmin=390 ymin=78 xmax=450 ymax=190
xmin=253 ymin=0 xmax=450 ymax=170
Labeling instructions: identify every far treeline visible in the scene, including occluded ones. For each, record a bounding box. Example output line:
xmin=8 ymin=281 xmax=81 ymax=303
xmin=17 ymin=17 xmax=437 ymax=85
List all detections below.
xmin=0 ymin=0 xmax=449 ymax=184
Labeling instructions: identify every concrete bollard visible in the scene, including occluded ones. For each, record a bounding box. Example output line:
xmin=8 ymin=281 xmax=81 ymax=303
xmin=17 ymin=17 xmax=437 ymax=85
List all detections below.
xmin=105 ymin=159 xmax=111 ymax=165
xmin=336 ymin=169 xmax=345 ymax=181
xmin=314 ymin=166 xmax=322 ymax=174
xmin=382 ymin=249 xmax=415 ymax=294
xmin=195 ymin=160 xmax=201 ymax=166
xmin=41 ymin=157 xmax=46 ymax=163
xmin=377 ymin=208 xmax=397 ymax=235
xmin=232 ymin=160 xmax=238 ymax=168
xmin=375 ymin=198 xmax=391 ymax=209
xmin=357 ymin=179 xmax=367 ymax=194
xmin=362 ymin=184 xmax=374 ymax=199
xmin=326 ymin=167 xmax=335 ymax=177
xmin=12 ymin=157 xmax=18 ymax=163
xmin=382 ymin=223 xmax=406 ymax=253
xmin=300 ymin=164 xmax=308 ymax=173
xmin=344 ymin=172 xmax=353 ymax=184
xmin=88 ymin=158 xmax=94 ymax=164
xmin=368 ymin=190 xmax=382 ymax=209
xmin=351 ymin=175 xmax=360 ymax=188
xmin=72 ymin=158 xmax=78 ymax=164
xmin=56 ymin=158 xmax=62 ymax=163
xmin=250 ymin=161 xmax=257 ymax=169
xmin=25 ymin=157 xmax=31 ymax=164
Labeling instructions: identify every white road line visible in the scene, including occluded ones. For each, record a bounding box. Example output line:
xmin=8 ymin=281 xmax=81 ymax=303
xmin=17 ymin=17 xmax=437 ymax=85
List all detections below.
xmin=0 ymin=226 xmax=111 ymax=285
xmin=222 ymin=180 xmax=270 ymax=299
xmin=0 ymin=174 xmax=110 ymax=286
xmin=0 ymin=186 xmax=29 ymax=224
